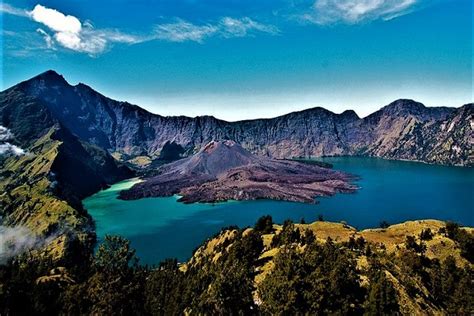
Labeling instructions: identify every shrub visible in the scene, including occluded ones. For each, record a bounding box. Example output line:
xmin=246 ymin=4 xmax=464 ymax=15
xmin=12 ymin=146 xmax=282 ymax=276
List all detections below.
xmin=419 ymin=228 xmax=434 ymax=241
xmin=254 ymin=215 xmax=274 ymax=234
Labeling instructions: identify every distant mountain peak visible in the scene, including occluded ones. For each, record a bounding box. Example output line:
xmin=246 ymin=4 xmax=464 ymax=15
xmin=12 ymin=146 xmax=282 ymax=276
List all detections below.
xmin=201 ymin=140 xmax=239 ymax=154
xmin=188 ymin=140 xmax=258 ymax=176
xmin=32 ymin=70 xmax=68 ymax=85
xmin=376 ymin=99 xmax=455 ymax=121
xmin=15 ymin=70 xmax=70 ymax=95
xmin=340 ymin=109 xmax=360 ymax=120
xmin=383 ymin=99 xmax=425 ymax=111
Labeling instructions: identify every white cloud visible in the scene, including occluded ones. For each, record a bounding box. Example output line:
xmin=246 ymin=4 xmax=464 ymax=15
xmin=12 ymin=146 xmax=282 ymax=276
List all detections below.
xmin=153 ymin=17 xmax=279 ymax=43
xmin=37 ymin=28 xmax=55 ymax=49
xmin=0 ymin=126 xmax=25 ymax=156
xmin=0 ymin=3 xmax=28 ymax=17
xmin=154 ymin=19 xmax=218 ymax=43
xmin=219 ymin=17 xmax=280 ymax=38
xmin=306 ymin=0 xmax=418 ymax=24
xmin=0 ymin=223 xmax=73 ymax=264
xmin=0 ymin=225 xmax=38 ymax=263
xmin=0 ymin=143 xmax=25 ymax=156
xmin=3 ymin=3 xmax=278 ymax=54
xmin=28 ymin=4 xmax=115 ymax=54
xmin=30 ymin=4 xmax=81 ymax=34
xmin=0 ymin=126 xmax=13 ymax=141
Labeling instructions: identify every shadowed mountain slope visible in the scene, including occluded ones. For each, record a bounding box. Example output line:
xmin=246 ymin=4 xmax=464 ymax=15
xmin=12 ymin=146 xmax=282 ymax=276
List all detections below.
xmin=2 ymin=70 xmax=471 ymax=166
xmin=0 ymin=79 xmax=133 ymax=262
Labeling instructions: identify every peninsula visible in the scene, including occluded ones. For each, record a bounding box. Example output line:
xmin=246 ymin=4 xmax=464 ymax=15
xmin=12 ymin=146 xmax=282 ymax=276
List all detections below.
xmin=119 ymin=140 xmax=356 ymax=203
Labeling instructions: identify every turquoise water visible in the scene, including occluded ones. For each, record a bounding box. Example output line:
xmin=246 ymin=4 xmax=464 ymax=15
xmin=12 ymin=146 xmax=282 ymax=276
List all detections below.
xmin=83 ymin=157 xmax=474 ymax=264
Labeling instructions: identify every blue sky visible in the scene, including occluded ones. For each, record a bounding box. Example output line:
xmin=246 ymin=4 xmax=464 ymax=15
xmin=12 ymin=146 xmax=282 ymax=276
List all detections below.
xmin=1 ymin=0 xmax=472 ymax=120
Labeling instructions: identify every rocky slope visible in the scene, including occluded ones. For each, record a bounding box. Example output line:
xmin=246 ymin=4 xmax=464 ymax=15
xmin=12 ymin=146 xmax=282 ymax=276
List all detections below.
xmin=0 ymin=85 xmax=132 ymax=262
xmin=120 ymin=140 xmax=356 ymax=203
xmin=3 ymin=70 xmax=471 ymax=167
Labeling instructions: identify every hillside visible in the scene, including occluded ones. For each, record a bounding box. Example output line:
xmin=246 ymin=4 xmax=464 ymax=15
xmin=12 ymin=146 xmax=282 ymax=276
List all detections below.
xmin=2 ymin=70 xmax=472 ymax=167
xmin=119 ymin=140 xmax=356 ymax=203
xmin=186 ymin=219 xmax=473 ymax=315
xmin=1 ymin=218 xmax=472 ymax=314
xmin=0 ymin=86 xmax=132 ymax=262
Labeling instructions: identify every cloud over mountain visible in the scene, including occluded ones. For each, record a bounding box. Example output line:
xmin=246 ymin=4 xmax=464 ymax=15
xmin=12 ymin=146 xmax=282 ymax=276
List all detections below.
xmin=0 ymin=126 xmax=25 ymax=156
xmin=29 ymin=4 xmax=138 ymax=54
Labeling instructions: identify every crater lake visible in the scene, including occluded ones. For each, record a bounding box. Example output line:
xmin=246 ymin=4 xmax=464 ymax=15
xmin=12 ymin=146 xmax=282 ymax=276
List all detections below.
xmin=83 ymin=157 xmax=474 ymax=264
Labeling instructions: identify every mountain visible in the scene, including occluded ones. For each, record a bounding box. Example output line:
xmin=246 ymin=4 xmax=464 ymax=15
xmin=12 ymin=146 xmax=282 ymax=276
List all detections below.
xmin=0 ymin=76 xmax=133 ymax=262
xmin=3 ymin=70 xmax=471 ymax=167
xmin=119 ymin=140 xmax=356 ymax=203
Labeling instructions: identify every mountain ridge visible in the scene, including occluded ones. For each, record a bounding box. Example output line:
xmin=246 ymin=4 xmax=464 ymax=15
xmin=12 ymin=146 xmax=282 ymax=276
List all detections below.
xmin=1 ymin=70 xmax=472 ymax=167
xmin=7 ymin=70 xmax=458 ymax=121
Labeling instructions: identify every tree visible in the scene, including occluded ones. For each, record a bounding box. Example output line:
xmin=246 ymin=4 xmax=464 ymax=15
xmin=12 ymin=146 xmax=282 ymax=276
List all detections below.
xmin=193 ymin=230 xmax=263 ymax=314
xmin=254 ymin=215 xmax=274 ymax=234
xmin=441 ymin=223 xmax=473 ymax=263
xmin=301 ymin=228 xmax=316 ymax=245
xmin=405 ymin=235 xmax=426 ymax=254
xmin=271 ymin=220 xmax=301 ymax=247
xmin=419 ymin=228 xmax=433 ymax=241
xmin=145 ymin=260 xmax=186 ymax=315
xmin=94 ymin=235 xmax=139 ymax=275
xmin=259 ymin=246 xmax=306 ymax=314
xmin=445 ymin=222 xmax=459 ymax=239
xmin=364 ymin=271 xmax=399 ymax=315
xmin=62 ymin=235 xmax=146 ymax=315
xmin=447 ymin=269 xmax=474 ymax=315
xmin=260 ymin=240 xmax=365 ymax=315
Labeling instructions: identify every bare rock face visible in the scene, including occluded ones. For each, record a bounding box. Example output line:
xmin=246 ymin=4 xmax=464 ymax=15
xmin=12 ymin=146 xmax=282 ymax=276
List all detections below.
xmin=119 ymin=141 xmax=356 ymax=203
xmin=171 ymin=140 xmax=259 ymax=177
xmin=2 ymin=70 xmax=472 ymax=166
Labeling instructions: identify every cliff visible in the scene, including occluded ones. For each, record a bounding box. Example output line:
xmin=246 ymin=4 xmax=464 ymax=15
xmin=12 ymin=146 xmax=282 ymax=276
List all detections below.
xmin=2 ymin=70 xmax=471 ymax=167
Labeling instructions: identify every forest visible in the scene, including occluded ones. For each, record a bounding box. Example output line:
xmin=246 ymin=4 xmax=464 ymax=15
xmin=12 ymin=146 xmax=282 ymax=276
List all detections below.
xmin=1 ymin=218 xmax=473 ymax=315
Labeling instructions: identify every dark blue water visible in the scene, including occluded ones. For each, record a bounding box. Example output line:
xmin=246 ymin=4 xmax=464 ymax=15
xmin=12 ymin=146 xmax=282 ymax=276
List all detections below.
xmin=83 ymin=157 xmax=474 ymax=264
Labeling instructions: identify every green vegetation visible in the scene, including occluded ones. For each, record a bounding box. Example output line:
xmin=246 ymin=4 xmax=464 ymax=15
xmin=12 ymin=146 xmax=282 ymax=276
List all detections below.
xmin=419 ymin=227 xmax=434 ymax=240
xmin=254 ymin=215 xmax=274 ymax=234
xmin=1 ymin=218 xmax=472 ymax=315
xmin=442 ymin=222 xmax=474 ymax=263
xmin=259 ymin=239 xmax=364 ymax=314
xmin=364 ymin=269 xmax=399 ymax=315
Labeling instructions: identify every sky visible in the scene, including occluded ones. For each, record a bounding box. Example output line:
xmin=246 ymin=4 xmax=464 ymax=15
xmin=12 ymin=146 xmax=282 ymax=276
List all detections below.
xmin=1 ymin=0 xmax=472 ymax=121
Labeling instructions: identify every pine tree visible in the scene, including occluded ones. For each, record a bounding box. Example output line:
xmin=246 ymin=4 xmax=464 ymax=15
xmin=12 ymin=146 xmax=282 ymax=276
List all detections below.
xmin=364 ymin=270 xmax=399 ymax=316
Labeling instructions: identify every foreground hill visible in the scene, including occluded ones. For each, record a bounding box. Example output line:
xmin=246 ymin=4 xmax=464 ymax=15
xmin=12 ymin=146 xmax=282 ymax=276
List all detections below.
xmin=1 ymin=219 xmax=472 ymax=314
xmin=186 ymin=219 xmax=473 ymax=315
xmin=120 ymin=140 xmax=356 ymax=203
xmin=2 ymin=70 xmax=472 ymax=167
